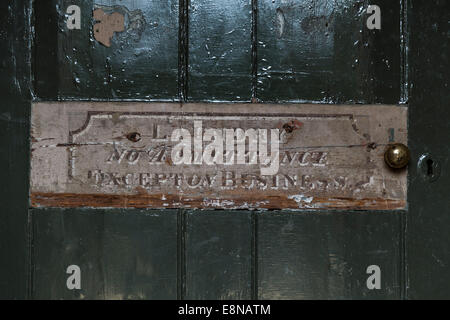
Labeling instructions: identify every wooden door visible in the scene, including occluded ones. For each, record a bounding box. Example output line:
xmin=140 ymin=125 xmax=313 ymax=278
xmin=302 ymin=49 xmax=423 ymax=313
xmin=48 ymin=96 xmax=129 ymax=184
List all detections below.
xmin=1 ymin=0 xmax=449 ymax=300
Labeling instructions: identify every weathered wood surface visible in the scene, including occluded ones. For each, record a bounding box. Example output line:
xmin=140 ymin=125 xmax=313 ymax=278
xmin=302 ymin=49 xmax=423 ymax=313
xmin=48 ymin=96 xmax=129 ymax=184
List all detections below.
xmin=188 ymin=0 xmax=252 ymax=101
xmin=35 ymin=0 xmax=180 ymax=100
xmin=184 ymin=210 xmax=253 ymax=299
xmin=257 ymin=211 xmax=403 ymax=299
xmin=257 ymin=0 xmax=401 ymax=103
xmin=0 ymin=0 xmax=32 ymax=299
xmin=407 ymin=0 xmax=450 ymax=299
xmin=31 ymin=208 xmax=178 ymax=299
xmin=31 ymin=102 xmax=407 ymax=210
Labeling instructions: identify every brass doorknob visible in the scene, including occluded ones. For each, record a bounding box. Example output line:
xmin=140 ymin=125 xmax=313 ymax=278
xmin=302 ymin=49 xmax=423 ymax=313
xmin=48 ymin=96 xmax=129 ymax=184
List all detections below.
xmin=384 ymin=143 xmax=410 ymax=169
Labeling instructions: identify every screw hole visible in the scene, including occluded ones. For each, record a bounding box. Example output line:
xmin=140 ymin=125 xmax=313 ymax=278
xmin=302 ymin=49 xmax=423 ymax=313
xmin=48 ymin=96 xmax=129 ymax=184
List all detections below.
xmin=126 ymin=132 xmax=141 ymax=142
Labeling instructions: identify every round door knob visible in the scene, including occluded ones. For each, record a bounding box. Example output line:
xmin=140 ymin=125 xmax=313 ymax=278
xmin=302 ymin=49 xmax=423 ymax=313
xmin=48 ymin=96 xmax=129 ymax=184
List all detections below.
xmin=384 ymin=143 xmax=410 ymax=169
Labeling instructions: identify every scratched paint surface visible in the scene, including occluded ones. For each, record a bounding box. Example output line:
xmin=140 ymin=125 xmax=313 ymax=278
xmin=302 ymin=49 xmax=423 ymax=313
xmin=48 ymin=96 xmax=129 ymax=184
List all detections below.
xmin=258 ymin=0 xmax=401 ymax=103
xmin=188 ymin=0 xmax=252 ymax=101
xmin=35 ymin=0 xmax=179 ymax=100
xmin=30 ymin=102 xmax=407 ymax=210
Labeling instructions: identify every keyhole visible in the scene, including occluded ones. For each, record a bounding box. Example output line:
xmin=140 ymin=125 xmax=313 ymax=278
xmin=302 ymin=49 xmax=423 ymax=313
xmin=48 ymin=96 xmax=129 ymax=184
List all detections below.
xmin=418 ymin=154 xmax=440 ymax=182
xmin=427 ymin=158 xmax=434 ymax=176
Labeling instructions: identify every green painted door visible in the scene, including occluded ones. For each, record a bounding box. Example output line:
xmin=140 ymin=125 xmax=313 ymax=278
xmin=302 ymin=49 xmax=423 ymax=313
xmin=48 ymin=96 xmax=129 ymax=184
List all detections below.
xmin=1 ymin=0 xmax=448 ymax=299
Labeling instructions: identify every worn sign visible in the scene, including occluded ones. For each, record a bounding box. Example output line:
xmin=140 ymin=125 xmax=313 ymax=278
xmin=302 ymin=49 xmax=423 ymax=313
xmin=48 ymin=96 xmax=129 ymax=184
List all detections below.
xmin=30 ymin=102 xmax=407 ymax=210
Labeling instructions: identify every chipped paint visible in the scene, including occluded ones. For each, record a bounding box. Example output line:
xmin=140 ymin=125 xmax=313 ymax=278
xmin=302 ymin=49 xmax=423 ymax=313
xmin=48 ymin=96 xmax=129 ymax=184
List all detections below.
xmin=288 ymin=194 xmax=314 ymax=207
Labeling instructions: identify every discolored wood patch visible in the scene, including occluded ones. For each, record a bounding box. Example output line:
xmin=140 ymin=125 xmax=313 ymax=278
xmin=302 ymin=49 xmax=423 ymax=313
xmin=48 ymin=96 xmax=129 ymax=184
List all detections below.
xmin=30 ymin=102 xmax=408 ymax=210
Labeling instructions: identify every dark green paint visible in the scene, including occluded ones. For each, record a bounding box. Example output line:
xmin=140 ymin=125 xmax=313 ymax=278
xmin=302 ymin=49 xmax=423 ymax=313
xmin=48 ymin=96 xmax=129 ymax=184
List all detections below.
xmin=257 ymin=211 xmax=403 ymax=299
xmin=407 ymin=0 xmax=450 ymax=299
xmin=188 ymin=0 xmax=253 ymax=101
xmin=0 ymin=0 xmax=449 ymax=300
xmin=184 ymin=210 xmax=253 ymax=299
xmin=257 ymin=0 xmax=401 ymax=103
xmin=31 ymin=208 xmax=178 ymax=299
xmin=0 ymin=0 xmax=32 ymax=299
xmin=35 ymin=0 xmax=179 ymax=100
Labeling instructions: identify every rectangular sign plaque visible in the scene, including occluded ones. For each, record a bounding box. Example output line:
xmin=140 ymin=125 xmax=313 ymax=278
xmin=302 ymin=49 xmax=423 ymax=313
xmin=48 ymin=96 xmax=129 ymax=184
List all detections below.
xmin=30 ymin=102 xmax=407 ymax=210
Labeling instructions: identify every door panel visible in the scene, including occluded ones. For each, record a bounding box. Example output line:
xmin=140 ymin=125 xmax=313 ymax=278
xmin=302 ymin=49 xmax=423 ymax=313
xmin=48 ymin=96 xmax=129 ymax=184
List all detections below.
xmin=257 ymin=0 xmax=401 ymax=103
xmin=184 ymin=210 xmax=253 ymax=299
xmin=257 ymin=211 xmax=403 ymax=299
xmin=34 ymin=0 xmax=180 ymax=100
xmin=188 ymin=0 xmax=253 ymax=101
xmin=0 ymin=100 xmax=30 ymax=299
xmin=31 ymin=208 xmax=178 ymax=299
